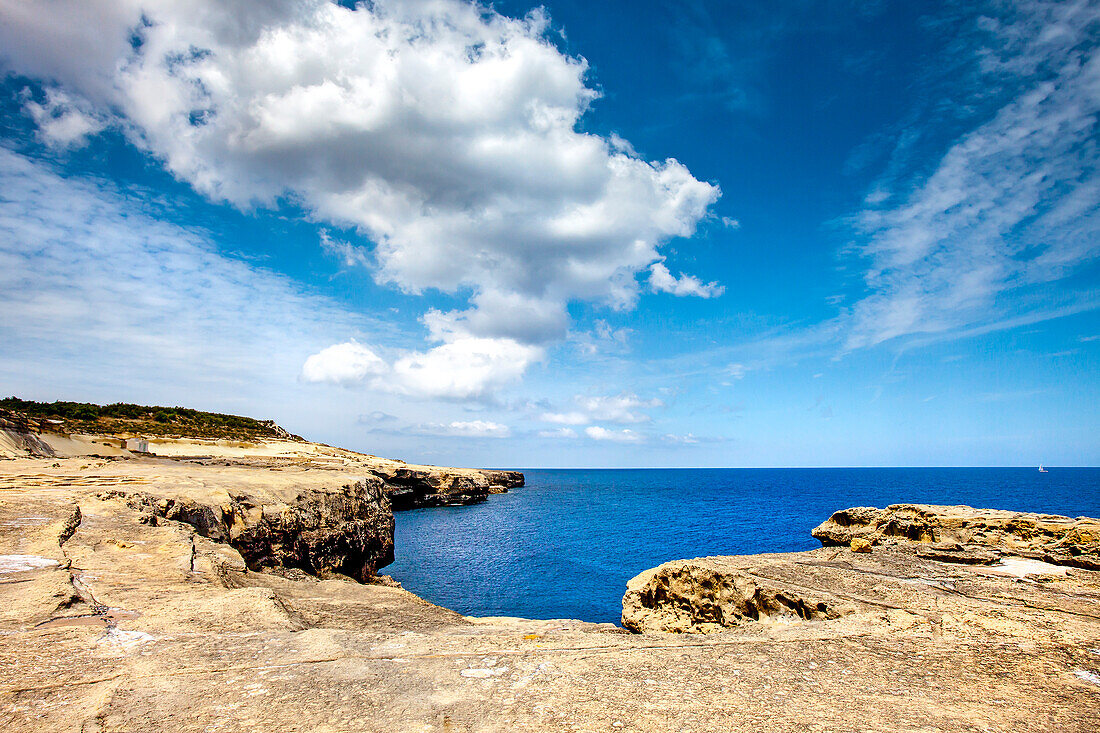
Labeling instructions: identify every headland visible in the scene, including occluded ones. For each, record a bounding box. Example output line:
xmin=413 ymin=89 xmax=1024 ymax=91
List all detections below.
xmin=1 ymin=402 xmax=1097 ymax=731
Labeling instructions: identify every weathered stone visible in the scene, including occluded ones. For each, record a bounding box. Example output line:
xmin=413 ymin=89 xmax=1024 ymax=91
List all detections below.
xmin=369 ymin=466 xmax=523 ymax=508
xmin=102 ymin=475 xmax=394 ymax=581
xmin=370 ymin=466 xmax=490 ymax=508
xmin=626 ymin=504 xmax=1100 ymax=637
xmin=482 ymin=469 xmax=525 ymax=488
xmin=2 ymin=461 xmax=1099 ymax=732
xmin=812 ymin=503 xmax=1100 ymax=569
xmin=623 ymin=538 xmax=1100 ymax=637
xmin=849 ymin=537 xmax=873 ymax=552
xmin=915 ymin=543 xmax=1000 ymax=565
xmin=621 ymin=556 xmax=853 ymax=633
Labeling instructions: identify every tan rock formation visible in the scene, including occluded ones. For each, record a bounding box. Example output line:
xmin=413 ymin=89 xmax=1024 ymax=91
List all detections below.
xmin=369 ymin=464 xmax=523 ymax=509
xmin=624 ymin=504 xmax=1100 ymax=637
xmin=1 ymin=458 xmax=396 ymax=581
xmin=621 ymin=554 xmax=853 ymax=634
xmin=812 ymin=503 xmax=1100 ymax=569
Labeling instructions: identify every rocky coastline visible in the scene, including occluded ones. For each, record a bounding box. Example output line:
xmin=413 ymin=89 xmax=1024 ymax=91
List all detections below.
xmin=1 ymin=410 xmax=1098 ymax=731
xmin=622 ymin=503 xmax=1100 ymax=634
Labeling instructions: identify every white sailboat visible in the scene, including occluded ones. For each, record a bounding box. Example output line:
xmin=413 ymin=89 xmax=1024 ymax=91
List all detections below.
xmin=1038 ymin=464 xmax=1048 ymax=473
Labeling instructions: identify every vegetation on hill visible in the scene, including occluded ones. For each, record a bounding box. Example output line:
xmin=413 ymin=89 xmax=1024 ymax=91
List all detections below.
xmin=0 ymin=398 xmax=298 ymax=440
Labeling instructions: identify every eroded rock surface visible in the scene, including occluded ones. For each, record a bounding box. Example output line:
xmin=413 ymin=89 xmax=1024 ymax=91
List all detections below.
xmin=0 ymin=409 xmax=58 ymax=458
xmin=3 ymin=465 xmax=1098 ymax=732
xmin=102 ymin=474 xmax=394 ymax=581
xmin=1 ymin=459 xmax=396 ymax=582
xmin=625 ymin=504 xmax=1100 ymax=637
xmin=812 ymin=503 xmax=1100 ymax=569
xmin=622 ymin=555 xmax=853 ymax=634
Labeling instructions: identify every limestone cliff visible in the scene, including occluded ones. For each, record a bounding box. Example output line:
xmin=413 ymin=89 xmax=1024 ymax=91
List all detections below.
xmin=369 ymin=465 xmax=523 ymax=509
xmin=0 ymin=403 xmax=524 ymax=583
xmin=101 ymin=474 xmax=395 ymax=581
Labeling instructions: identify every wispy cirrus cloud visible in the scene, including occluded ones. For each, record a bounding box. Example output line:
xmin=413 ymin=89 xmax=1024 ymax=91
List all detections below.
xmin=0 ymin=146 xmax=376 ymax=401
xmin=538 ymin=427 xmax=578 ymax=439
xmin=843 ymin=0 xmax=1100 ymax=350
xmin=363 ymin=418 xmax=512 ymax=439
xmin=540 ymin=392 xmax=664 ymax=426
xmin=319 ymin=230 xmax=370 ymax=269
xmin=431 ymin=420 xmax=511 ymax=438
xmin=584 ymin=426 xmax=643 ymax=443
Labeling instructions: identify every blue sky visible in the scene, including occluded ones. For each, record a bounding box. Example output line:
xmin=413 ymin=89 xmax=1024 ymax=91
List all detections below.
xmin=0 ymin=0 xmax=1097 ymax=467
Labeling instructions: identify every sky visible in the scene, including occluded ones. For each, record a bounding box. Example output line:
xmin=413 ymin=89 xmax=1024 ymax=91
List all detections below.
xmin=0 ymin=0 xmax=1097 ymax=468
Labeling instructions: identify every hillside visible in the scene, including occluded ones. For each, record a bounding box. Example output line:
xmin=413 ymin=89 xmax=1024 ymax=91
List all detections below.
xmin=0 ymin=397 xmax=298 ymax=441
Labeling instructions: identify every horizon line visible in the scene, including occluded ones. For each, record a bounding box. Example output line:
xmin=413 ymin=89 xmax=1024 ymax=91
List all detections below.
xmin=502 ymin=465 xmax=1097 ymax=470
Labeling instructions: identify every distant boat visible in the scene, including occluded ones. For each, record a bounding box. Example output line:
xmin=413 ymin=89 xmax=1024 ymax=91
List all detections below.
xmin=1038 ymin=464 xmax=1048 ymax=473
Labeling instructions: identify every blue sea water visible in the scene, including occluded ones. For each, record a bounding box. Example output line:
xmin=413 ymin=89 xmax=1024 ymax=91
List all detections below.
xmin=386 ymin=468 xmax=1100 ymax=625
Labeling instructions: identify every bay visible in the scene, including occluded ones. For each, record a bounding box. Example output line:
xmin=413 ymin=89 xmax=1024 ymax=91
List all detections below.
xmin=387 ymin=467 xmax=1100 ymax=624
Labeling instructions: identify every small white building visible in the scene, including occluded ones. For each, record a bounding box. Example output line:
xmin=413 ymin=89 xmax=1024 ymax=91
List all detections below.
xmin=125 ymin=437 xmax=150 ymax=454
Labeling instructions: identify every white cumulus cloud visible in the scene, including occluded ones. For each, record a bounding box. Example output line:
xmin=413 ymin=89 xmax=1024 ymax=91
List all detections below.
xmin=392 ymin=337 xmax=543 ymax=401
xmin=300 ymin=340 xmax=387 ymax=386
xmin=0 ymin=0 xmax=720 ymax=358
xmin=22 ymin=88 xmax=105 ymax=148
xmin=301 ymin=333 xmax=541 ymax=401
xmin=649 ymin=262 xmax=725 ymax=298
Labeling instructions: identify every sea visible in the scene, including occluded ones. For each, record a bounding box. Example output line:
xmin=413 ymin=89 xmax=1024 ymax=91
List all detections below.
xmin=385 ymin=467 xmax=1100 ymax=625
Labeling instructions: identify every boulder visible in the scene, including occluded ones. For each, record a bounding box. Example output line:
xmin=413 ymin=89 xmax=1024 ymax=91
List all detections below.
xmin=849 ymin=537 xmax=872 ymax=552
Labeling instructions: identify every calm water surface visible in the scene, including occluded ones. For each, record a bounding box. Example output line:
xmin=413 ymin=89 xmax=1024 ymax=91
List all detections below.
xmin=386 ymin=468 xmax=1100 ymax=624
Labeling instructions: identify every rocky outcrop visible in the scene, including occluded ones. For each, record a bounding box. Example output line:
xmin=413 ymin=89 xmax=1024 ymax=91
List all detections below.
xmin=621 ymin=556 xmax=851 ymax=633
xmin=0 ymin=407 xmax=52 ymax=434
xmin=102 ymin=476 xmax=394 ymax=581
xmin=370 ymin=466 xmax=524 ymax=510
xmin=0 ymin=408 xmax=58 ymax=457
xmin=624 ymin=504 xmax=1100 ymax=635
xmin=482 ymin=469 xmax=525 ymax=489
xmin=812 ymin=503 xmax=1100 ymax=570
